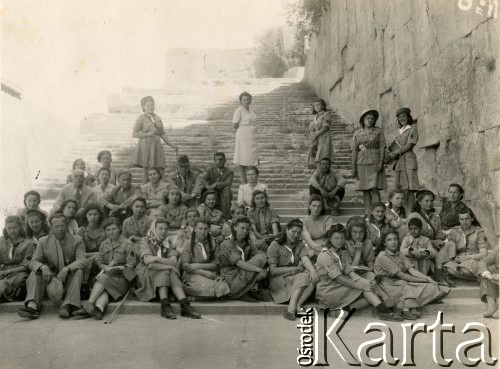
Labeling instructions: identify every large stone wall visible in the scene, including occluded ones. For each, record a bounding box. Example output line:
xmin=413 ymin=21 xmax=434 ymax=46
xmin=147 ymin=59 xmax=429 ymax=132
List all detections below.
xmin=304 ymin=0 xmax=500 ymax=243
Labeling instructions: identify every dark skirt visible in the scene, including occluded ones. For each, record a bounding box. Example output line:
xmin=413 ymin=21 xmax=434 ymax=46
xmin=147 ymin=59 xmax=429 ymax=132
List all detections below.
xmin=95 ymin=272 xmax=131 ymax=301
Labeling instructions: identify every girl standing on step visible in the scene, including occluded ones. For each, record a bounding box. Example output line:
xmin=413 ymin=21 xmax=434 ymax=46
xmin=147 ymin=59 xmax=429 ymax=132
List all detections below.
xmin=81 ymin=217 xmax=136 ymax=320
xmin=0 ymin=216 xmax=35 ymax=303
xmin=233 ymin=91 xmax=259 ymax=182
xmin=181 ymin=218 xmax=230 ymax=299
xmin=308 ymin=99 xmax=333 ymax=169
xmin=247 ymin=190 xmax=280 ymax=251
xmin=374 ymin=230 xmax=449 ymax=320
xmin=267 ymin=219 xmax=318 ymax=321
xmin=216 ymin=216 xmax=268 ymax=301
xmin=131 ymin=96 xmax=178 ymax=184
xmin=315 ymin=224 xmax=400 ymax=321
xmin=135 ymin=217 xmax=201 ymax=319
xmin=351 ymin=109 xmax=387 ymax=215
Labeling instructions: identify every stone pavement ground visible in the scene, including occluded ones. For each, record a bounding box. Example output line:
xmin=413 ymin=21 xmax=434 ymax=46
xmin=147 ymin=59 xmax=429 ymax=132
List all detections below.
xmin=0 ymin=313 xmax=497 ymax=369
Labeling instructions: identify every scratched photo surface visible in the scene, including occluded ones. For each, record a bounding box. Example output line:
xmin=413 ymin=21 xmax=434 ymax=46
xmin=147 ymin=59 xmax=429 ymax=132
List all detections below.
xmin=1 ymin=1 xmax=499 ymax=368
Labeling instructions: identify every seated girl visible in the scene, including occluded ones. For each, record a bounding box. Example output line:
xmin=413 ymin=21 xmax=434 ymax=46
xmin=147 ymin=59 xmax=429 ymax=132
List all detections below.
xmin=95 ymin=150 xmax=117 ymax=185
xmin=267 ymin=219 xmax=318 ymax=321
xmin=216 ymin=216 xmax=268 ymax=302
xmin=25 ymin=209 xmax=50 ymax=246
xmin=407 ymin=190 xmax=453 ymax=286
xmin=401 ymin=218 xmax=436 ymax=276
xmin=301 ymin=195 xmax=335 ymax=258
xmin=17 ymin=190 xmax=47 ymax=228
xmin=58 ymin=199 xmax=80 ymax=235
xmin=374 ymin=230 xmax=449 ymax=320
xmin=91 ymin=167 xmax=115 ymax=211
xmin=0 ymin=216 xmax=35 ymax=303
xmin=385 ymin=188 xmax=407 ymax=239
xmin=237 ymin=166 xmax=268 ymax=209
xmin=181 ymin=218 xmax=230 ymax=299
xmin=315 ymin=224 xmax=400 ymax=321
xmin=122 ymin=197 xmax=154 ymax=257
xmin=136 ymin=167 xmax=169 ymax=211
xmin=365 ymin=203 xmax=391 ymax=249
xmin=81 ymin=217 xmax=137 ymax=319
xmin=221 ymin=205 xmax=247 ymax=240
xmin=344 ymin=217 xmax=375 ymax=273
xmin=134 ymin=218 xmax=201 ymax=319
xmin=174 ymin=208 xmax=199 ymax=252
xmin=158 ymin=186 xmax=188 ymax=242
xmin=197 ymin=190 xmax=224 ymax=238
xmin=247 ymin=190 xmax=280 ymax=251
xmin=66 ymin=159 xmax=95 ymax=187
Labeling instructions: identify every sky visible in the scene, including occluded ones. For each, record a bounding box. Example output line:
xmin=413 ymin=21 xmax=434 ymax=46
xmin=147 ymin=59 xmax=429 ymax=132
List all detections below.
xmin=1 ymin=0 xmax=293 ymax=124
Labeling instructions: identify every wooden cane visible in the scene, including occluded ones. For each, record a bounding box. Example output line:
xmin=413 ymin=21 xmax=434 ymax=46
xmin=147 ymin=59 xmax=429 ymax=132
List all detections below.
xmin=104 ymin=289 xmax=131 ymax=325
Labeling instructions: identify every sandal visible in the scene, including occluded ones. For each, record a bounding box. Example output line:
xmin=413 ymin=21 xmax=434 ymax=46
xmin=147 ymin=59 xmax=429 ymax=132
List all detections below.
xmin=283 ymin=310 xmax=296 ymax=321
xmin=378 ymin=312 xmax=403 ymax=322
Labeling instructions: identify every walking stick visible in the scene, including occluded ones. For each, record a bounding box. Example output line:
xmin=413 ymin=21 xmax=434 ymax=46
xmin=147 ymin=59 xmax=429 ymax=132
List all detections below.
xmin=104 ymin=289 xmax=131 ymax=325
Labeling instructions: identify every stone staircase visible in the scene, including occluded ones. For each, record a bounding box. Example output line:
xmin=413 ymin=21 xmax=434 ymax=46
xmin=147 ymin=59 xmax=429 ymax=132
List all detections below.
xmin=24 ymin=78 xmax=482 ymax=317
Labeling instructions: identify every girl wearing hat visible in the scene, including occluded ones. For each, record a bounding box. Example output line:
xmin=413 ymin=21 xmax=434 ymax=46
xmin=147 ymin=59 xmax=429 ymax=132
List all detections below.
xmin=0 ymin=216 xmax=35 ymax=303
xmin=351 ymin=109 xmax=387 ymax=215
xmin=131 ymin=96 xmax=179 ymax=184
xmin=387 ymin=108 xmax=420 ymax=212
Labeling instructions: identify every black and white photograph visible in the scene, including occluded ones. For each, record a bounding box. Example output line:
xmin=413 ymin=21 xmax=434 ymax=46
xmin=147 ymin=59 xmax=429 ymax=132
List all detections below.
xmin=0 ymin=0 xmax=499 ymax=368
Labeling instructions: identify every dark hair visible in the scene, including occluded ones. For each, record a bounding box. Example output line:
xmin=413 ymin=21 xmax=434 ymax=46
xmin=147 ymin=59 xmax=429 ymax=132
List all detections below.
xmin=72 ymin=159 xmax=85 ymax=170
xmin=25 ymin=210 xmax=50 ymax=238
xmin=251 ymin=190 xmax=269 ymax=208
xmin=147 ymin=167 xmax=162 ymax=180
xmin=245 ymin=166 xmax=259 ymax=177
xmin=368 ymin=203 xmax=386 ymax=224
xmin=163 ymin=186 xmax=181 ymax=205
xmin=231 ymin=216 xmax=252 ymax=243
xmin=231 ymin=204 xmax=246 ymax=216
xmin=189 ymin=217 xmax=214 ymax=258
xmin=378 ymin=230 xmax=400 ymax=254
xmin=141 ymin=96 xmax=154 ymax=112
xmin=131 ymin=197 xmax=147 ymax=208
xmin=359 ymin=111 xmax=378 ymax=129
xmin=239 ymin=91 xmax=252 ymax=104
xmin=396 ymin=112 xmax=415 ymax=127
xmin=102 ymin=217 xmax=121 ymax=230
xmin=448 ymin=183 xmax=465 ymax=200
xmin=97 ymin=150 xmax=112 ymax=162
xmin=23 ymin=190 xmax=41 ymax=207
xmin=407 ymin=218 xmax=423 ymax=228
xmin=203 ymin=189 xmax=219 ymax=204
xmin=387 ymin=189 xmax=407 ymax=218
xmin=412 ymin=190 xmax=436 ymax=213
xmin=58 ymin=199 xmax=79 ymax=218
xmin=312 ymin=98 xmax=328 ymax=114
xmin=320 ymin=157 xmax=332 ymax=163
xmin=3 ymin=215 xmax=26 ymax=240
xmin=214 ymin=152 xmax=226 ymax=160
xmin=49 ymin=212 xmax=68 ymax=225
xmin=97 ymin=167 xmax=111 ymax=178
xmin=154 ymin=217 xmax=170 ymax=228
xmin=346 ymin=217 xmax=367 ymax=242
xmin=326 ymin=223 xmax=346 ymax=239
xmin=81 ymin=203 xmax=104 ymax=227
xmin=458 ymin=207 xmax=474 ymax=218
xmin=308 ymin=195 xmax=325 ymax=215
xmin=276 ymin=219 xmax=303 ymax=245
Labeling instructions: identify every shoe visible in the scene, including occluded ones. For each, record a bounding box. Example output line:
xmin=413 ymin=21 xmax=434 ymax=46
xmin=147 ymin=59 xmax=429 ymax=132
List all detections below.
xmin=283 ymin=310 xmax=296 ymax=321
xmin=410 ymin=308 xmax=421 ymax=318
xmin=18 ymin=306 xmax=39 ymax=320
xmin=161 ymin=304 xmax=177 ymax=320
xmin=401 ymin=310 xmax=418 ymax=320
xmin=249 ymin=290 xmax=272 ymax=302
xmin=58 ymin=305 xmax=72 ymax=319
xmin=378 ymin=312 xmax=403 ymax=322
xmin=82 ymin=301 xmax=96 ymax=316
xmin=239 ymin=293 xmax=258 ymax=303
xmin=181 ymin=304 xmax=201 ymax=319
xmin=443 ymin=271 xmax=456 ymax=287
xmin=72 ymin=307 xmax=91 ymax=319
xmin=94 ymin=307 xmax=103 ymax=320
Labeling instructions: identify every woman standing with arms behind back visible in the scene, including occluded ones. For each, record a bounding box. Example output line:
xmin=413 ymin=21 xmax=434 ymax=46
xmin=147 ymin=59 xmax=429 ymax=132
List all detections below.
xmin=233 ymin=92 xmax=259 ymax=182
xmin=308 ymin=99 xmax=333 ymax=169
xmin=131 ymin=96 xmax=178 ymax=184
xmin=351 ymin=109 xmax=387 ymax=215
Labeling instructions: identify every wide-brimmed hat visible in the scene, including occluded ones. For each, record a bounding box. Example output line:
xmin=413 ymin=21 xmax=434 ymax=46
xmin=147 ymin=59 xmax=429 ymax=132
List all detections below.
xmin=359 ymin=109 xmax=379 ymax=125
xmin=396 ymin=107 xmax=411 ymax=117
xmin=46 ymin=277 xmax=64 ymax=303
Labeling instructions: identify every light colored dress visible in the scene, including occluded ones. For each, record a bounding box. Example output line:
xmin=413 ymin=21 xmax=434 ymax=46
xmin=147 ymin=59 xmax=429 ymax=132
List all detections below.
xmin=233 ymin=106 xmax=258 ymax=166
xmin=352 ymin=127 xmax=387 ymax=190
xmin=131 ymin=113 xmax=167 ymax=169
xmin=237 ymin=182 xmax=268 ymax=208
xmin=393 ymin=125 xmax=420 ymax=190
xmin=267 ymin=240 xmax=312 ymax=304
xmin=312 ymin=111 xmax=333 ymax=162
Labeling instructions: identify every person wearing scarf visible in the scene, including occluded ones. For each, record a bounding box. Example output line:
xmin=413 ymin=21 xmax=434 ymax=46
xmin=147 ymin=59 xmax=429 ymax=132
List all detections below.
xmin=0 ymin=216 xmax=35 ymax=303
xmin=134 ymin=217 xmax=200 ymax=320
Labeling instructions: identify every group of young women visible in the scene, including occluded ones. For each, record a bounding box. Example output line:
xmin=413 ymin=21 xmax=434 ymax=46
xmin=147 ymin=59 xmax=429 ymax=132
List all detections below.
xmin=1 ymin=94 xmax=497 ymax=323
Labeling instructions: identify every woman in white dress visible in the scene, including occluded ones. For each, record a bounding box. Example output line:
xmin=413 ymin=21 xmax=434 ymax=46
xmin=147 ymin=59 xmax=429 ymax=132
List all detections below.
xmin=233 ymin=91 xmax=258 ymax=182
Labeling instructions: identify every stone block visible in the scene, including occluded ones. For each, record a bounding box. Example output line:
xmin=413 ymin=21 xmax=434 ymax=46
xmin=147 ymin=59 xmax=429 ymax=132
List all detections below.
xmin=396 ymin=63 xmax=430 ymax=117
xmin=470 ymin=198 xmax=499 ymax=244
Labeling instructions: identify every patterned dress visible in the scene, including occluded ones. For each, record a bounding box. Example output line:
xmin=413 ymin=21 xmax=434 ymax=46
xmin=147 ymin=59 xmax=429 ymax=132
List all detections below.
xmin=352 ymin=127 xmax=387 ymax=190
xmin=312 ymin=111 xmax=333 ymax=162
xmin=267 ymin=240 xmax=312 ymax=304
xmin=131 ymin=113 xmax=167 ymax=169
xmin=0 ymin=237 xmax=35 ymax=301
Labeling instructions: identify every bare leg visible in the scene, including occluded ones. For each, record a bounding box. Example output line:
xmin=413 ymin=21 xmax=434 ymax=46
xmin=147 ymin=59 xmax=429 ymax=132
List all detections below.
xmin=95 ymin=292 xmax=109 ymax=313
xmin=172 ymin=286 xmax=187 ymax=300
xmin=157 ymin=286 xmax=168 ymax=300
xmin=362 ymin=191 xmax=372 ymax=215
xmin=88 ymin=282 xmax=105 ymax=304
xmin=288 ymin=287 xmax=306 ymax=314
xmin=484 ymin=295 xmax=498 ymax=317
xmin=297 ymin=284 xmax=315 ymax=311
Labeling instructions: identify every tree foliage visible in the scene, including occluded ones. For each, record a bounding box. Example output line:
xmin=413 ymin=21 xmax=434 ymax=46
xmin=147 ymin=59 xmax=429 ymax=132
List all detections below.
xmin=253 ymin=28 xmax=288 ymax=78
